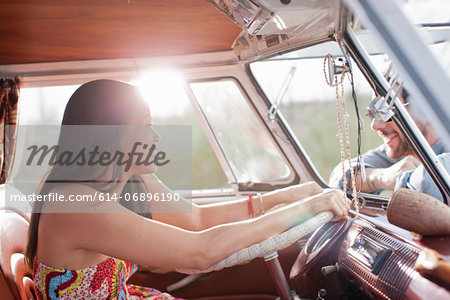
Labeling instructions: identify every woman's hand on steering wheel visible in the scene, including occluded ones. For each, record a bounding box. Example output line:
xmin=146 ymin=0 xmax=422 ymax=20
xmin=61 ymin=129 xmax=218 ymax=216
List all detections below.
xmin=301 ymin=189 xmax=350 ymax=222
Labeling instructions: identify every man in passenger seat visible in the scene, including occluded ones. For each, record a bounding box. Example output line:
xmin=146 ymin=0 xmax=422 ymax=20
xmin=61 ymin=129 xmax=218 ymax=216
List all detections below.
xmin=329 ymin=87 xmax=449 ymax=201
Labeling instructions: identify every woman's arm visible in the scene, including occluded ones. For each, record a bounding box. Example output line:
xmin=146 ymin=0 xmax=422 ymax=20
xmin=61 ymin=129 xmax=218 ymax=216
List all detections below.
xmin=144 ymin=174 xmax=323 ymax=230
xmin=188 ymin=181 xmax=323 ymax=230
xmin=58 ymin=188 xmax=348 ymax=271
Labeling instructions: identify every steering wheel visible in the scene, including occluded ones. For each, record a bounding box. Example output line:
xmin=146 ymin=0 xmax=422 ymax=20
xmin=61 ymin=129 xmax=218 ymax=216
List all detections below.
xmin=177 ymin=211 xmax=334 ymax=274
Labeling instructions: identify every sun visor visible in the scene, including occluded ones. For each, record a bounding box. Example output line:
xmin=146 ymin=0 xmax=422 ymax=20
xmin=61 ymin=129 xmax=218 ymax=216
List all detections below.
xmin=207 ymin=0 xmax=340 ymax=60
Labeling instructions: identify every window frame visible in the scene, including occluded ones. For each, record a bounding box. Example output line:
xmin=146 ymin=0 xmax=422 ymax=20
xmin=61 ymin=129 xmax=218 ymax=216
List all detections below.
xmin=340 ymin=7 xmax=450 ymax=204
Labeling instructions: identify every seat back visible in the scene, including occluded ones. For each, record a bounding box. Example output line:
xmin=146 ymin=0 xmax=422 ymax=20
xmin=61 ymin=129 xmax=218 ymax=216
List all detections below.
xmin=0 ymin=269 xmax=15 ymax=299
xmin=0 ymin=207 xmax=34 ymax=299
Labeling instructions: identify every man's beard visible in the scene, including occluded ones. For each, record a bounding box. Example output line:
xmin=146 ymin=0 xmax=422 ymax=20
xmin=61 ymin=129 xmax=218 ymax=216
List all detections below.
xmin=386 ymin=133 xmax=413 ymax=159
xmin=385 ymin=122 xmax=428 ymax=159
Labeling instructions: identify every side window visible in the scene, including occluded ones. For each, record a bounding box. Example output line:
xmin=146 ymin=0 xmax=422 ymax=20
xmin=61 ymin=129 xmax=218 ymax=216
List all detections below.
xmin=18 ymin=73 xmax=229 ymax=191
xmin=250 ymin=42 xmax=381 ymax=182
xmin=20 ymin=85 xmax=79 ymax=125
xmin=189 ymin=79 xmax=293 ymax=187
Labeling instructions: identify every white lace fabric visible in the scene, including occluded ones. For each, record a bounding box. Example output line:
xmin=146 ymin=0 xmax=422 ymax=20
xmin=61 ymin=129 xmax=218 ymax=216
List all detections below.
xmin=177 ymin=211 xmax=333 ymax=274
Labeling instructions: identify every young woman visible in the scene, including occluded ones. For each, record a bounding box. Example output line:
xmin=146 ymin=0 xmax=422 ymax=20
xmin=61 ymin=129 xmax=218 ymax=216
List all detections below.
xmin=26 ymin=79 xmax=349 ymax=299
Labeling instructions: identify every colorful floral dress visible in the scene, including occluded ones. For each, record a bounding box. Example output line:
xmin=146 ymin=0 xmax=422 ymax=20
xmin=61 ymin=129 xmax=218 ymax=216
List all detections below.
xmin=33 ymin=257 xmax=184 ymax=300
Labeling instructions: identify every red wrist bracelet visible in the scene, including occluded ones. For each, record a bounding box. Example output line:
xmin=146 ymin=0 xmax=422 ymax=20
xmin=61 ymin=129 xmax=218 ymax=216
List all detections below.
xmin=248 ymin=194 xmax=255 ymax=218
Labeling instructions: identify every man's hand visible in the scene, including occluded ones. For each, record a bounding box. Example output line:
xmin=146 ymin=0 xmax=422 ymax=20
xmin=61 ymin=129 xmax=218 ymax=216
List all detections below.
xmin=360 ymin=156 xmax=420 ymax=192
xmin=354 ymin=156 xmax=421 ymax=193
xmin=380 ymin=156 xmax=421 ymax=190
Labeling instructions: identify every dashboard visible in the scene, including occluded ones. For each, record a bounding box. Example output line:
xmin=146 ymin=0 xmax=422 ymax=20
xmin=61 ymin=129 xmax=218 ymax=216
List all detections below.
xmin=340 ymin=219 xmax=419 ymax=299
xmin=290 ymin=209 xmax=450 ymax=299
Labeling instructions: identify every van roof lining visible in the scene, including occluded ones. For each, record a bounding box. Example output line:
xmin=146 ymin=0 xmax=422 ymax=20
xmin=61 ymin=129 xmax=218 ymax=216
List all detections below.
xmin=0 ymin=0 xmax=241 ymax=65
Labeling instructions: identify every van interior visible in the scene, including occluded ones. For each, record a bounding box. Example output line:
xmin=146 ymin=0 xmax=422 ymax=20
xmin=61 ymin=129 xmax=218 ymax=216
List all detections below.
xmin=0 ymin=0 xmax=449 ymax=299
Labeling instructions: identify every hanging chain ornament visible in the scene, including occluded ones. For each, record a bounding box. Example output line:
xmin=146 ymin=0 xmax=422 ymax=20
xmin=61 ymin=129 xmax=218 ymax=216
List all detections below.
xmin=323 ymin=54 xmax=360 ymax=216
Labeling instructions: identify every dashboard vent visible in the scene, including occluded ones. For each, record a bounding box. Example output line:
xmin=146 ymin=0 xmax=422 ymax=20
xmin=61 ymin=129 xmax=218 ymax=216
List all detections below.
xmin=341 ymin=226 xmax=420 ymax=300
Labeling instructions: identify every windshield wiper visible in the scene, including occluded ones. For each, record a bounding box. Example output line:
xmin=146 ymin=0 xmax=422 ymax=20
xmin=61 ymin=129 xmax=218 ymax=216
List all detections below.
xmin=265 ymin=65 xmax=297 ymax=121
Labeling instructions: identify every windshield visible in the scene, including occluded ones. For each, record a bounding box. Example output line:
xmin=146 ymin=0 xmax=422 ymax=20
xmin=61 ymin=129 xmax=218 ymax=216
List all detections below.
xmin=250 ymin=2 xmax=449 ymax=201
xmin=250 ymin=41 xmax=380 ymax=183
xmin=347 ymin=0 xmax=450 ymax=201
xmin=351 ymin=1 xmax=450 ymax=80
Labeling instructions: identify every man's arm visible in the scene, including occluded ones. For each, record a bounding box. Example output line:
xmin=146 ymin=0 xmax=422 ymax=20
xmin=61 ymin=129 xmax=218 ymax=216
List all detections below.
xmin=354 ymin=156 xmax=420 ymax=193
xmin=329 ymin=144 xmax=411 ymax=193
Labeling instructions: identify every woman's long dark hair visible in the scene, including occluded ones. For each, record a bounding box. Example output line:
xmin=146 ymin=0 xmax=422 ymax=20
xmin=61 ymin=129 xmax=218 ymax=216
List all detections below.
xmin=25 ymin=80 xmax=150 ymax=269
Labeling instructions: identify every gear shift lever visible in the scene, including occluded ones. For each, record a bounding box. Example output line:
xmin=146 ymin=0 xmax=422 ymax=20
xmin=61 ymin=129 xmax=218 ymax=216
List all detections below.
xmin=264 ymin=252 xmax=293 ymax=300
